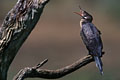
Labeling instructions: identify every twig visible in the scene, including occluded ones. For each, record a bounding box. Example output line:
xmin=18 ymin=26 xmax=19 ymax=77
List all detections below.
xmin=13 ymin=59 xmax=48 ymax=80
xmin=32 ymin=59 xmax=48 ymax=69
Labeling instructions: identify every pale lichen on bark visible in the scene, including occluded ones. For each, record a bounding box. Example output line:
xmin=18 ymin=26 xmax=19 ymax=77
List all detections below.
xmin=0 ymin=0 xmax=104 ymax=80
xmin=0 ymin=0 xmax=49 ymax=80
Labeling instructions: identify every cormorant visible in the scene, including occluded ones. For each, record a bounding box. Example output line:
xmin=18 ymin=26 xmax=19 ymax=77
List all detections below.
xmin=74 ymin=7 xmax=103 ymax=75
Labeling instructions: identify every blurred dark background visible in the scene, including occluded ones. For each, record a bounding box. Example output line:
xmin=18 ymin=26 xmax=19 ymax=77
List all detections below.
xmin=0 ymin=0 xmax=120 ymax=80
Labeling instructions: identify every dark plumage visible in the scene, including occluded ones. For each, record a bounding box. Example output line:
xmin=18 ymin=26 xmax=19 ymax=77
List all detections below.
xmin=74 ymin=8 xmax=103 ymax=75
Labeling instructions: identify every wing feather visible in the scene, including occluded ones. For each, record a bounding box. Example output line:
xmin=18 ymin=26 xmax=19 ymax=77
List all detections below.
xmin=80 ymin=23 xmax=103 ymax=56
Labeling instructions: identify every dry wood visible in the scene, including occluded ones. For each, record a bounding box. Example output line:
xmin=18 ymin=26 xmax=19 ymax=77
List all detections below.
xmin=13 ymin=52 xmax=104 ymax=80
xmin=0 ymin=0 xmax=49 ymax=80
xmin=0 ymin=0 xmax=104 ymax=80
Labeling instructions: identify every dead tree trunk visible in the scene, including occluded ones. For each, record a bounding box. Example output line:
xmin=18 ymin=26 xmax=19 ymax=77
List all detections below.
xmin=0 ymin=0 xmax=104 ymax=80
xmin=0 ymin=0 xmax=49 ymax=80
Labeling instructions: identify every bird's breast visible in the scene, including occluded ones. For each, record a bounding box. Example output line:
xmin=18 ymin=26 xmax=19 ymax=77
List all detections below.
xmin=81 ymin=24 xmax=96 ymax=39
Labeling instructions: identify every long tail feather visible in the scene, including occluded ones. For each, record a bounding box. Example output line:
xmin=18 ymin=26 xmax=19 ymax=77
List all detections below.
xmin=94 ymin=56 xmax=103 ymax=75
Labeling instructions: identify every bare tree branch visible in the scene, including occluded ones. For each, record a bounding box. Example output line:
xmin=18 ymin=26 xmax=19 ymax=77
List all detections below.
xmin=0 ymin=0 xmax=104 ymax=80
xmin=0 ymin=0 xmax=49 ymax=80
xmin=13 ymin=53 xmax=104 ymax=80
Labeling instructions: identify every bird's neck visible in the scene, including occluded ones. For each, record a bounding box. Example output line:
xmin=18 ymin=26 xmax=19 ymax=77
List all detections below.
xmin=80 ymin=19 xmax=87 ymax=28
xmin=80 ymin=19 xmax=92 ymax=28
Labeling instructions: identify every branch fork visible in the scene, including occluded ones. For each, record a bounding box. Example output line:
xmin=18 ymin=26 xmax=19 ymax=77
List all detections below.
xmin=0 ymin=0 xmax=104 ymax=80
xmin=13 ymin=53 xmax=104 ymax=80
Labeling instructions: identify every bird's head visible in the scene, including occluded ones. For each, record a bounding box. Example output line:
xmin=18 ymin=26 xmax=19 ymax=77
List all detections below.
xmin=74 ymin=6 xmax=93 ymax=22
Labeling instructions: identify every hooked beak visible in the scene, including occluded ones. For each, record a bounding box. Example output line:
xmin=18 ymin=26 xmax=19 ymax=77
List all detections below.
xmin=74 ymin=12 xmax=84 ymax=19
xmin=74 ymin=6 xmax=85 ymax=19
xmin=74 ymin=12 xmax=82 ymax=16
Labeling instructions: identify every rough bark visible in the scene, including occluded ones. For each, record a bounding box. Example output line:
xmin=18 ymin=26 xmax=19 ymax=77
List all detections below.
xmin=0 ymin=0 xmax=49 ymax=80
xmin=0 ymin=0 xmax=104 ymax=80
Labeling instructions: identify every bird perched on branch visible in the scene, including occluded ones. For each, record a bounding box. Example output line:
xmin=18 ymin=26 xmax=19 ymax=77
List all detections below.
xmin=74 ymin=7 xmax=103 ymax=75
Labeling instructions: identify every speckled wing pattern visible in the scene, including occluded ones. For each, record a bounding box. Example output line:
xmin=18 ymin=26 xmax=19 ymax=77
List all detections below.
xmin=80 ymin=23 xmax=103 ymax=56
xmin=80 ymin=22 xmax=103 ymax=74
